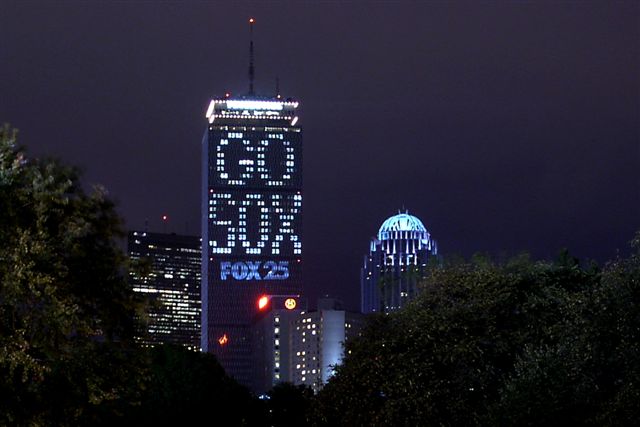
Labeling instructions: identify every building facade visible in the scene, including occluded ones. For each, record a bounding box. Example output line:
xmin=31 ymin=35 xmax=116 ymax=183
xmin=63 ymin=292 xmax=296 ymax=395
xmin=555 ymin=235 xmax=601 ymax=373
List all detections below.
xmin=201 ymin=96 xmax=303 ymax=387
xmin=361 ymin=212 xmax=438 ymax=314
xmin=290 ymin=299 xmax=364 ymax=393
xmin=128 ymin=231 xmax=201 ymax=350
xmin=251 ymin=295 xmax=306 ymax=395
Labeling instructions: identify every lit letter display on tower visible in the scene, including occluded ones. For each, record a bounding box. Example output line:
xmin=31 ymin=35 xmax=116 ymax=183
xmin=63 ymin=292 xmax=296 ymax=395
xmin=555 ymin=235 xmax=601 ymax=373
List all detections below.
xmin=201 ymin=22 xmax=302 ymax=387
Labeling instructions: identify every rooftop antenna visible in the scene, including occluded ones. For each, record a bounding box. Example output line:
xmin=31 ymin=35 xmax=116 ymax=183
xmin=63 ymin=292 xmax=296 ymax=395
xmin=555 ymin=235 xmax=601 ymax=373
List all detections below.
xmin=162 ymin=214 xmax=168 ymax=233
xmin=275 ymin=76 xmax=280 ymax=98
xmin=248 ymin=18 xmax=255 ymax=95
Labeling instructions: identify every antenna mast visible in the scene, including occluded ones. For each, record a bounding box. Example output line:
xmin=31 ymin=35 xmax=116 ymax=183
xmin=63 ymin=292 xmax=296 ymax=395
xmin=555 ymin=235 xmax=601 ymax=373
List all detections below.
xmin=249 ymin=18 xmax=255 ymax=95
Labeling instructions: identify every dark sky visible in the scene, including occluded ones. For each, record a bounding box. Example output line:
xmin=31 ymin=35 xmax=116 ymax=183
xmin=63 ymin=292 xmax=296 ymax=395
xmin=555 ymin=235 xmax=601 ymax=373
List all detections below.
xmin=2 ymin=1 xmax=638 ymax=311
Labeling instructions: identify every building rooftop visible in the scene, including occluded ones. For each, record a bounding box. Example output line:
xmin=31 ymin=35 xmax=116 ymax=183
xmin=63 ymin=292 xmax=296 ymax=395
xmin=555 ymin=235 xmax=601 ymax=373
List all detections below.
xmin=377 ymin=212 xmax=427 ymax=239
xmin=205 ymin=95 xmax=299 ymax=125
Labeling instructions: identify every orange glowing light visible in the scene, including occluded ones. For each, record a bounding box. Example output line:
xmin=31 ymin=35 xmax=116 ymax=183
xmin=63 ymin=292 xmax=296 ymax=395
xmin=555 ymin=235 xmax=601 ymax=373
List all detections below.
xmin=284 ymin=298 xmax=297 ymax=310
xmin=218 ymin=334 xmax=228 ymax=345
xmin=249 ymin=18 xmax=255 ymax=24
xmin=258 ymin=295 xmax=269 ymax=310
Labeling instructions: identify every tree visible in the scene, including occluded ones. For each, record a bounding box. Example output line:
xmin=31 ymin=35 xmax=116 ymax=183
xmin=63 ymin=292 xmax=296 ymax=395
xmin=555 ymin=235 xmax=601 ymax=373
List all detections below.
xmin=129 ymin=345 xmax=263 ymax=426
xmin=494 ymin=234 xmax=640 ymax=426
xmin=266 ymin=382 xmax=314 ymax=427
xmin=0 ymin=124 xmax=146 ymax=425
xmin=313 ymin=250 xmax=611 ymax=426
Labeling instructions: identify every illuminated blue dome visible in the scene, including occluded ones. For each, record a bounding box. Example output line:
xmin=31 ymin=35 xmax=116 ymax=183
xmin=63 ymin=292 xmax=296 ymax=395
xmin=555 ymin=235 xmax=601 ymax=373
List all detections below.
xmin=363 ymin=211 xmax=438 ymax=314
xmin=377 ymin=213 xmax=427 ymax=240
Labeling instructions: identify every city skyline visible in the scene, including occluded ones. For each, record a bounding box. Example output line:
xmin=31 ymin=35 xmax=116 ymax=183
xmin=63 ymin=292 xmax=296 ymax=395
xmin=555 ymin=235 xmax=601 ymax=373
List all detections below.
xmin=1 ymin=2 xmax=638 ymax=311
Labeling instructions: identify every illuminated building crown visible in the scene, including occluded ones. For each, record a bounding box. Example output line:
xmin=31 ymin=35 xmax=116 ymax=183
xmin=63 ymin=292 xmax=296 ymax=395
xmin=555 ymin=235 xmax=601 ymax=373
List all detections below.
xmin=377 ymin=212 xmax=428 ymax=240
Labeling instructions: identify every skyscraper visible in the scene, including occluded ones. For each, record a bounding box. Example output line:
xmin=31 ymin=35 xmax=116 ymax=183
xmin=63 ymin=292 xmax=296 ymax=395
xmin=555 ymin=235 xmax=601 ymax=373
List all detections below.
xmin=128 ymin=231 xmax=201 ymax=350
xmin=361 ymin=212 xmax=438 ymax=314
xmin=201 ymin=20 xmax=303 ymax=387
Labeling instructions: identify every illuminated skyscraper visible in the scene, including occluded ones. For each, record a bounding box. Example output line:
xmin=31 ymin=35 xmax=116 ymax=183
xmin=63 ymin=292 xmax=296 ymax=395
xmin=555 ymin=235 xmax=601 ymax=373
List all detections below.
xmin=290 ymin=299 xmax=364 ymax=393
xmin=201 ymin=19 xmax=303 ymax=387
xmin=128 ymin=231 xmax=201 ymax=350
xmin=361 ymin=212 xmax=438 ymax=314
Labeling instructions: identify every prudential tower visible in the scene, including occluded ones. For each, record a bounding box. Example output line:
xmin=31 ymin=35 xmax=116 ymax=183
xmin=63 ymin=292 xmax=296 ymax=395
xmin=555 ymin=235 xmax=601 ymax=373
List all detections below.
xmin=201 ymin=19 xmax=303 ymax=387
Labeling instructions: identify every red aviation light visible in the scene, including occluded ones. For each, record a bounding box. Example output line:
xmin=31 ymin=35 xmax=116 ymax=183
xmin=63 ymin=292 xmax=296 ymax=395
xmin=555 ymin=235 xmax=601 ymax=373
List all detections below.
xmin=249 ymin=17 xmax=255 ymax=24
xmin=257 ymin=295 xmax=270 ymax=311
xmin=162 ymin=214 xmax=168 ymax=221
xmin=218 ymin=334 xmax=229 ymax=346
xmin=284 ymin=298 xmax=297 ymax=310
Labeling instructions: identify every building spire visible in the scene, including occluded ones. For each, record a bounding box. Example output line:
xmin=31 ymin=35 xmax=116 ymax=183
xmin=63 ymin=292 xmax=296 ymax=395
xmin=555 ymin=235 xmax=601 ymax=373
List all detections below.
xmin=248 ymin=18 xmax=256 ymax=95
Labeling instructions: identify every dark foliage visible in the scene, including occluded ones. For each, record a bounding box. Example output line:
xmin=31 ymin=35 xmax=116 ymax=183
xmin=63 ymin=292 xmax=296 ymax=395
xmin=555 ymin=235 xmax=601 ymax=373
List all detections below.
xmin=128 ymin=345 xmax=263 ymax=426
xmin=0 ymin=124 xmax=147 ymax=425
xmin=266 ymin=382 xmax=314 ymax=427
xmin=313 ymin=240 xmax=640 ymax=426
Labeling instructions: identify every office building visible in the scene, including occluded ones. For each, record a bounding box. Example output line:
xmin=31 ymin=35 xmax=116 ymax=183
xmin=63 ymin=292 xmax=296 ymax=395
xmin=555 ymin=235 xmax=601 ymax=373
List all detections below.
xmin=201 ymin=20 xmax=303 ymax=387
xmin=128 ymin=231 xmax=201 ymax=350
xmin=290 ymin=299 xmax=364 ymax=393
xmin=361 ymin=212 xmax=438 ymax=314
xmin=251 ymin=295 xmax=306 ymax=395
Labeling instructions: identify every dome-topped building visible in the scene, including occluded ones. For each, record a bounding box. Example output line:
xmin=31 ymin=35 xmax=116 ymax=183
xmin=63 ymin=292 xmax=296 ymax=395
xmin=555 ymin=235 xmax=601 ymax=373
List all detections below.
xmin=378 ymin=213 xmax=427 ymax=236
xmin=361 ymin=211 xmax=438 ymax=314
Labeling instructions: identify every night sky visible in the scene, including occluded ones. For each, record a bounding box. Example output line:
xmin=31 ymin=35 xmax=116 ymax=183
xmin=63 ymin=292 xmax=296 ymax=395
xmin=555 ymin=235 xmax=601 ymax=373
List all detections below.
xmin=2 ymin=1 xmax=638 ymax=311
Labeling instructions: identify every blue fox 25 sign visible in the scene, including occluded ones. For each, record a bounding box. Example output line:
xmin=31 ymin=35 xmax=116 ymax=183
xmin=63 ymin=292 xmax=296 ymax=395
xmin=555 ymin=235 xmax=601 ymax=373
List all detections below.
xmin=220 ymin=260 xmax=289 ymax=281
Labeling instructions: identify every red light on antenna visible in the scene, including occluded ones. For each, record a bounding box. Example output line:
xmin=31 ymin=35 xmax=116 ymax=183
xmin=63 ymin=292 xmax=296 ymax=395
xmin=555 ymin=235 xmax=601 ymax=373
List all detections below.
xmin=162 ymin=215 xmax=168 ymax=221
xmin=218 ymin=334 xmax=229 ymax=346
xmin=225 ymin=92 xmax=231 ymax=98
xmin=257 ymin=295 xmax=269 ymax=311
xmin=249 ymin=18 xmax=255 ymax=24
